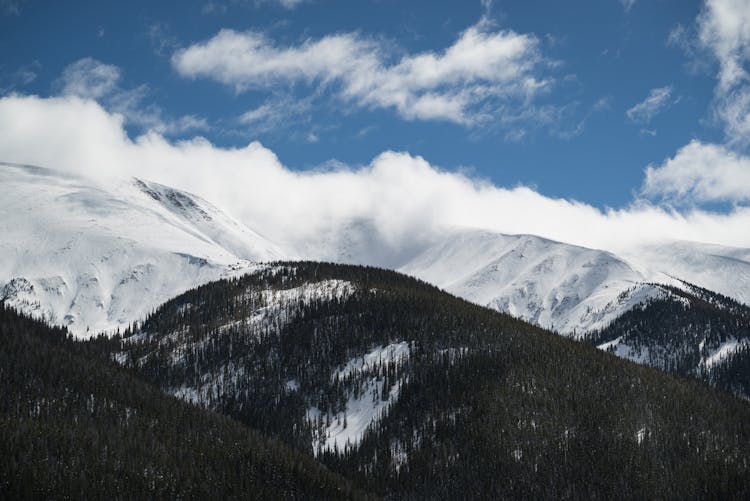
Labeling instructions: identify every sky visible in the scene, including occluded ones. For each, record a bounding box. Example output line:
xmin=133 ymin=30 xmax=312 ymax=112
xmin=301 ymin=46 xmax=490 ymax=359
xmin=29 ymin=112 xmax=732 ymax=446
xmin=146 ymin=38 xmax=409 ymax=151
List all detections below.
xmin=1 ymin=0 xmax=750 ymax=254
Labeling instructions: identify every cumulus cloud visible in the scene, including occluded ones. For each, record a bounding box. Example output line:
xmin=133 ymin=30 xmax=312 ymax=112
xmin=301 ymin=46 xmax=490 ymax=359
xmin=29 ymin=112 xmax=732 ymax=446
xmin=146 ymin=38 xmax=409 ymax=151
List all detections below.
xmin=54 ymin=58 xmax=208 ymax=136
xmin=643 ymin=1 xmax=750 ymax=207
xmin=172 ymin=21 xmax=553 ymax=126
xmin=3 ymin=94 xmax=750 ymax=262
xmin=643 ymin=140 xmax=750 ymax=203
xmin=637 ymin=0 xmax=750 ymax=209
xmin=626 ymin=86 xmax=676 ymax=124
xmin=696 ymin=0 xmax=750 ymax=145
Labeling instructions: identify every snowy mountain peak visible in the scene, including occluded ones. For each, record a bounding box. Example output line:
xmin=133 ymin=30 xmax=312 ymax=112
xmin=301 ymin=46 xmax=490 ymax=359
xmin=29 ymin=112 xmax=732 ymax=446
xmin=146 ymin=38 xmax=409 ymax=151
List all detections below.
xmin=3 ymin=161 xmax=750 ymax=340
xmin=399 ymin=230 xmax=649 ymax=335
xmin=0 ymin=162 xmax=279 ymax=336
xmin=132 ymin=177 xmax=286 ymax=262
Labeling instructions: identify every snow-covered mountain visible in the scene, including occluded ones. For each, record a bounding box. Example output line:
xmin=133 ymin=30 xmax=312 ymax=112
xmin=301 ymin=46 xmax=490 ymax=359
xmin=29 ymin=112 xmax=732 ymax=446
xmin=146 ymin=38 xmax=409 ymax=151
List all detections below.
xmin=398 ymin=230 xmax=664 ymax=336
xmin=3 ymin=161 xmax=750 ymax=345
xmin=295 ymin=220 xmax=750 ymax=337
xmin=110 ymin=261 xmax=750 ymax=495
xmin=0 ymin=162 xmax=283 ymax=336
xmin=398 ymin=229 xmax=750 ymax=338
xmin=589 ymin=281 xmax=750 ymax=398
xmin=621 ymin=241 xmax=750 ymax=306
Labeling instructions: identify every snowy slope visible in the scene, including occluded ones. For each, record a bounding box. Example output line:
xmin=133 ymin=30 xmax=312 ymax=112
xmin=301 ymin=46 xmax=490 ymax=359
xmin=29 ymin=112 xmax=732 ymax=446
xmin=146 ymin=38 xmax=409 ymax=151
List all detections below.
xmin=398 ymin=230 xmax=673 ymax=336
xmin=397 ymin=229 xmax=750 ymax=337
xmin=3 ymin=161 xmax=750 ymax=340
xmin=590 ymin=282 xmax=750 ymax=398
xmin=119 ymin=268 xmax=413 ymax=454
xmin=307 ymin=341 xmax=411 ymax=454
xmin=621 ymin=241 xmax=750 ymax=306
xmin=0 ymin=162 xmax=283 ymax=337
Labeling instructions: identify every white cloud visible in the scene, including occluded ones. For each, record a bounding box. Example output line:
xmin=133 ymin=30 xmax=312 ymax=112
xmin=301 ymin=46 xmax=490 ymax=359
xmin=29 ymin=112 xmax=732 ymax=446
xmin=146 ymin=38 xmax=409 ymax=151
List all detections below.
xmin=238 ymin=95 xmax=313 ymax=135
xmin=55 ymin=58 xmax=208 ymax=136
xmin=239 ymin=103 xmax=279 ymax=125
xmin=696 ymin=0 xmax=750 ymax=145
xmin=3 ymin=94 xmax=750 ymax=262
xmin=172 ymin=22 xmax=552 ymax=126
xmin=645 ymin=0 xmax=750 ymax=210
xmin=57 ymin=58 xmax=121 ymax=99
xmin=626 ymin=86 xmax=675 ymax=124
xmin=643 ymin=140 xmax=750 ymax=203
xmin=273 ymin=0 xmax=303 ymax=7
xmin=650 ymin=0 xmax=750 ymax=206
xmin=620 ymin=0 xmax=637 ymax=12
xmin=0 ymin=61 xmax=40 ymax=94
xmin=699 ymin=0 xmax=750 ymax=90
xmin=148 ymin=23 xmax=180 ymax=57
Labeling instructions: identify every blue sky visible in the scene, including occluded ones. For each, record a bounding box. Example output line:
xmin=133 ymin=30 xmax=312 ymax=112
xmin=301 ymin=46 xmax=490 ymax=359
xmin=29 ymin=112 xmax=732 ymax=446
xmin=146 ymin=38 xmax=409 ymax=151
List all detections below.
xmin=1 ymin=0 xmax=750 ymax=254
xmin=1 ymin=0 xmax=728 ymax=207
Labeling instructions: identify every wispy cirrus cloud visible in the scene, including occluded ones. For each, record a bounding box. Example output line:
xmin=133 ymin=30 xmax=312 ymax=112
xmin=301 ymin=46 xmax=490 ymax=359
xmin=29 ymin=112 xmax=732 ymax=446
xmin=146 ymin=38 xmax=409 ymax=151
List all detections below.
xmin=147 ymin=23 xmax=181 ymax=57
xmin=626 ymin=86 xmax=676 ymax=125
xmin=0 ymin=0 xmax=24 ymax=15
xmin=202 ymin=0 xmax=305 ymax=14
xmin=261 ymin=0 xmax=304 ymax=8
xmin=0 ymin=61 xmax=40 ymax=94
xmin=620 ymin=0 xmax=637 ymax=12
xmin=238 ymin=95 xmax=314 ymax=136
xmin=54 ymin=57 xmax=208 ymax=136
xmin=172 ymin=19 xmax=556 ymax=129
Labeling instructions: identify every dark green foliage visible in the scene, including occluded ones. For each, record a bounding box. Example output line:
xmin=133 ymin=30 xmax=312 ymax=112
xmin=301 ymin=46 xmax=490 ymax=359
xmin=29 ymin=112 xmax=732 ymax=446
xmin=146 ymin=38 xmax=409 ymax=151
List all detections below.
xmin=709 ymin=344 xmax=750 ymax=397
xmin=0 ymin=303 xmax=371 ymax=500
xmin=119 ymin=262 xmax=750 ymax=499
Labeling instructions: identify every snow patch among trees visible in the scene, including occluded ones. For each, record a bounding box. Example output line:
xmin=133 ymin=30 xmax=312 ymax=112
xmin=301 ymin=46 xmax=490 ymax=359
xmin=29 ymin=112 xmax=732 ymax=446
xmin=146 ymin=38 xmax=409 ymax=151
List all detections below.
xmin=307 ymin=342 xmax=411 ymax=455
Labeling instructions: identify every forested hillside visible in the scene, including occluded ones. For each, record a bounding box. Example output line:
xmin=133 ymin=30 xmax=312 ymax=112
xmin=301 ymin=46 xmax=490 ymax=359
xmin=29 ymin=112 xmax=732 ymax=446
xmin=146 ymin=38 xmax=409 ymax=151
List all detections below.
xmin=118 ymin=262 xmax=750 ymax=499
xmin=588 ymin=282 xmax=750 ymax=398
xmin=0 ymin=303 xmax=370 ymax=500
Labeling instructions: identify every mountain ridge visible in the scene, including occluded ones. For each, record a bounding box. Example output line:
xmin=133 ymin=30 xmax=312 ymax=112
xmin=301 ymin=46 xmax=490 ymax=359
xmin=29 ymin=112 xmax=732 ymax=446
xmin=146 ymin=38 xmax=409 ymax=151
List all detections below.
xmin=112 ymin=261 xmax=750 ymax=498
xmin=3 ymin=161 xmax=750 ymax=352
xmin=0 ymin=162 xmax=282 ymax=335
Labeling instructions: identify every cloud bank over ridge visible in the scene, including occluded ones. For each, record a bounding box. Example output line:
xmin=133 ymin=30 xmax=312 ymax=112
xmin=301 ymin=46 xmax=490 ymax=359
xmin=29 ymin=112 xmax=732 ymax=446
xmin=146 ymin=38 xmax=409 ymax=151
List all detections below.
xmin=2 ymin=93 xmax=750 ymax=262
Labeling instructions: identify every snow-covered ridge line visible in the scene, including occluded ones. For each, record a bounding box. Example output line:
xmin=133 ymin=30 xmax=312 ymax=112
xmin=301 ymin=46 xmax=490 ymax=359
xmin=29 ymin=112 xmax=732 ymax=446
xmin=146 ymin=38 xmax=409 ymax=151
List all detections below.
xmin=128 ymin=277 xmax=357 ymax=358
xmin=121 ymin=277 xmax=361 ymax=413
xmin=4 ymin=161 xmax=750 ymax=339
xmin=594 ymin=284 xmax=750 ymax=379
xmin=213 ymin=279 xmax=357 ymax=336
xmin=0 ymin=163 xmax=281 ymax=337
xmin=399 ymin=230 xmax=657 ymax=336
